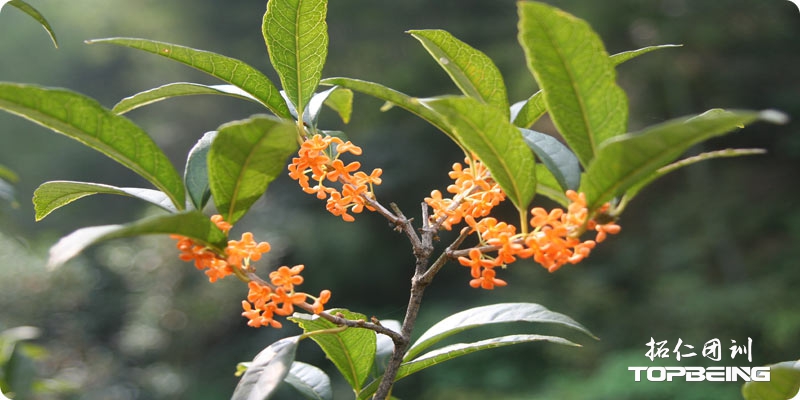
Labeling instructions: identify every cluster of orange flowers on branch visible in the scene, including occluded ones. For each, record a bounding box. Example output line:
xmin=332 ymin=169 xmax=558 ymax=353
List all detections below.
xmin=170 ymin=215 xmax=331 ymax=328
xmin=427 ymin=158 xmax=621 ymax=289
xmin=288 ymin=134 xmax=383 ymax=222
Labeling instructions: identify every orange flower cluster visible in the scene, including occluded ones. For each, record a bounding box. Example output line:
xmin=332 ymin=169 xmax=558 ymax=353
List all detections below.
xmin=423 ymin=155 xmax=622 ymax=288
xmin=288 ymin=134 xmax=383 ymax=222
xmin=171 ymin=215 xmax=332 ymax=328
xmin=425 ymin=158 xmax=505 ymax=230
xmin=241 ymin=265 xmax=332 ymax=328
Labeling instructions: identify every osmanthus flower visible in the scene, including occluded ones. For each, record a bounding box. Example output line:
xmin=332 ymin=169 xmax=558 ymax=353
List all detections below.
xmin=425 ymin=157 xmax=505 ymax=230
xmin=431 ymin=157 xmax=622 ymax=288
xmin=288 ymin=134 xmax=383 ymax=222
xmin=171 ymin=215 xmax=333 ymax=329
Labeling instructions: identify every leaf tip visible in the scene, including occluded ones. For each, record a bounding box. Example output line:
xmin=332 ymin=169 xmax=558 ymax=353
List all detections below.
xmin=760 ymin=109 xmax=790 ymax=125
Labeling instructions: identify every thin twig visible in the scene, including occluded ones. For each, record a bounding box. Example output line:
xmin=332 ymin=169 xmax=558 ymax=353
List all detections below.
xmin=420 ymin=226 xmax=471 ymax=285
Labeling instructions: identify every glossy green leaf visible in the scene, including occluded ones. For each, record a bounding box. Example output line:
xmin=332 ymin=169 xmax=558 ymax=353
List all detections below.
xmin=85 ymin=38 xmax=291 ymax=119
xmin=518 ymin=1 xmax=628 ymax=167
xmin=184 ymin=131 xmax=217 ymax=211
xmin=47 ymin=211 xmax=226 ymax=269
xmin=33 ymin=181 xmax=176 ymax=221
xmin=207 ymin=115 xmax=297 ymax=225
xmin=290 ymin=310 xmax=376 ymax=391
xmin=306 ymin=87 xmax=345 ymax=127
xmin=232 ymin=336 xmax=300 ymax=400
xmin=511 ymin=92 xmax=546 ymax=128
xmin=425 ymin=97 xmax=537 ymax=212
xmin=1 ymin=0 xmax=58 ymax=48
xmin=112 ymin=83 xmax=259 ymax=115
xmin=609 ymin=44 xmax=682 ymax=65
xmin=0 ymin=83 xmax=185 ymax=209
xmin=284 ymin=362 xmax=333 ymax=400
xmin=580 ymin=109 xmax=787 ymax=210
xmin=409 ymin=29 xmax=509 ymax=116
xmin=405 ymin=302 xmax=593 ymax=361
xmin=742 ymin=360 xmax=800 ymax=400
xmin=263 ymin=0 xmax=328 ymax=115
xmin=320 ymin=77 xmax=457 ymax=142
xmin=511 ymin=44 xmax=678 ymax=129
xmin=359 ymin=334 xmax=578 ymax=400
xmin=323 ymin=87 xmax=353 ymax=124
xmin=520 ymin=128 xmax=580 ymax=191
xmin=624 ymin=148 xmax=766 ymax=201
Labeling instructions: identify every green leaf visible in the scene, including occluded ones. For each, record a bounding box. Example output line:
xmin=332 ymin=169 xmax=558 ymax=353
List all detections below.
xmin=290 ymin=310 xmax=376 ymax=392
xmin=1 ymin=0 xmax=58 ymax=48
xmin=518 ymin=1 xmax=628 ymax=167
xmin=0 ymin=164 xmax=18 ymax=183
xmin=580 ymin=109 xmax=787 ymax=210
xmin=0 ymin=83 xmax=185 ymax=209
xmin=320 ymin=77 xmax=457 ymax=142
xmin=358 ymin=334 xmax=578 ymax=400
xmin=624 ymin=148 xmax=766 ymax=201
xmin=511 ymin=92 xmax=546 ymax=128
xmin=405 ymin=302 xmax=593 ymax=362
xmin=184 ymin=131 xmax=217 ymax=211
xmin=47 ymin=211 xmax=226 ymax=269
xmin=609 ymin=44 xmax=682 ymax=65
xmin=85 ymin=38 xmax=291 ymax=119
xmin=112 ymin=83 xmax=259 ymax=115
xmin=425 ymin=96 xmax=537 ymax=212
xmin=534 ymin=164 xmax=569 ymax=207
xmin=263 ymin=0 xmax=328 ymax=115
xmin=232 ymin=336 xmax=300 ymax=400
xmin=284 ymin=362 xmax=333 ymax=400
xmin=408 ymin=29 xmax=509 ymax=116
xmin=519 ymin=128 xmax=580 ymax=191
xmin=323 ymin=87 xmax=353 ymax=124
xmin=511 ymin=44 xmax=678 ymax=129
xmin=207 ymin=115 xmax=296 ymax=225
xmin=33 ymin=180 xmax=177 ymax=221
xmin=742 ymin=360 xmax=800 ymax=400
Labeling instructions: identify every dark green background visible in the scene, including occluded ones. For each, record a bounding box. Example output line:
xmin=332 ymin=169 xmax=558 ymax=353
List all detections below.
xmin=1 ymin=1 xmax=798 ymax=399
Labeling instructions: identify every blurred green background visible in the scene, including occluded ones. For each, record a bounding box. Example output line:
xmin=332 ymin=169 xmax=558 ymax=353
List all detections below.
xmin=1 ymin=0 xmax=799 ymax=399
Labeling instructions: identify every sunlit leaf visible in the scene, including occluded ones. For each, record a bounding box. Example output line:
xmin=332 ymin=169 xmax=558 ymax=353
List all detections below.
xmin=290 ymin=310 xmax=376 ymax=391
xmin=263 ymin=0 xmax=328 ymax=115
xmin=33 ymin=180 xmax=176 ymax=221
xmin=624 ymin=148 xmax=766 ymax=201
xmin=0 ymin=83 xmax=185 ymax=209
xmin=47 ymin=211 xmax=226 ymax=269
xmin=207 ymin=115 xmax=297 ymax=225
xmin=580 ymin=109 xmax=787 ymax=210
xmin=320 ymin=77 xmax=457 ymax=142
xmin=112 ymin=83 xmax=259 ymax=114
xmin=425 ymin=97 xmax=537 ymax=212
xmin=405 ymin=302 xmax=593 ymax=361
xmin=742 ymin=360 xmax=800 ymax=400
xmin=518 ymin=2 xmax=628 ymax=166
xmin=306 ymin=86 xmax=344 ymax=128
xmin=409 ymin=29 xmax=509 ymax=116
xmin=358 ymin=334 xmax=578 ymax=400
xmin=519 ymin=128 xmax=580 ymax=191
xmin=232 ymin=336 xmax=300 ymax=400
xmin=85 ymin=38 xmax=291 ymax=119
xmin=184 ymin=131 xmax=217 ymax=211
xmin=609 ymin=44 xmax=682 ymax=65
xmin=284 ymin=362 xmax=333 ymax=400
xmin=511 ymin=44 xmax=678 ymax=129
xmin=323 ymin=87 xmax=353 ymax=124
xmin=1 ymin=0 xmax=58 ymax=48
